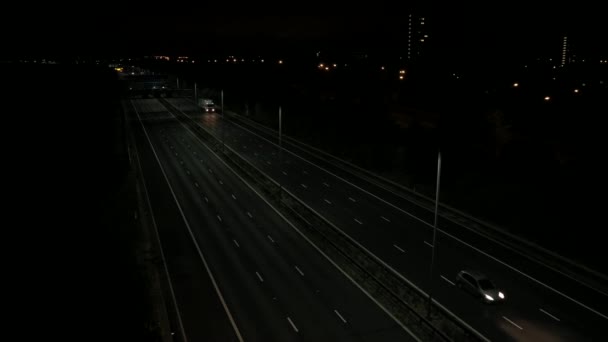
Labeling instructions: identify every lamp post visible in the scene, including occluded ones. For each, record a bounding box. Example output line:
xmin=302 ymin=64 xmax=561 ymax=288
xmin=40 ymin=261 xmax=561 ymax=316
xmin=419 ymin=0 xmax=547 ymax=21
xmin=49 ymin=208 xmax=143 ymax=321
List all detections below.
xmin=427 ymin=151 xmax=441 ymax=316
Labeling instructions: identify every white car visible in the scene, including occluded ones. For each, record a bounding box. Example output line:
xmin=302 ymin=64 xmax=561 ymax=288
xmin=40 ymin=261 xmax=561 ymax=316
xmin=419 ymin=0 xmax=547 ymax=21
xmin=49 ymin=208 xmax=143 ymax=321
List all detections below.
xmin=456 ymin=270 xmax=505 ymax=304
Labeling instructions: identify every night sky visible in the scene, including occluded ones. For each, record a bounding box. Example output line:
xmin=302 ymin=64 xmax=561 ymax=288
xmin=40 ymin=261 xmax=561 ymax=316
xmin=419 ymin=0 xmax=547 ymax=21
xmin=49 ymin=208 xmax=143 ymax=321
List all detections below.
xmin=3 ymin=8 xmax=606 ymax=61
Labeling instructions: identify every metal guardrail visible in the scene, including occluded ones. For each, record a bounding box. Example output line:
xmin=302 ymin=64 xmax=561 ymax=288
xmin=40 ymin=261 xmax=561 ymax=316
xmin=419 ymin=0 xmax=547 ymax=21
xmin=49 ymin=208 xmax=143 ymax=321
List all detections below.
xmin=223 ymin=107 xmax=608 ymax=297
xmin=160 ymin=98 xmax=488 ymax=342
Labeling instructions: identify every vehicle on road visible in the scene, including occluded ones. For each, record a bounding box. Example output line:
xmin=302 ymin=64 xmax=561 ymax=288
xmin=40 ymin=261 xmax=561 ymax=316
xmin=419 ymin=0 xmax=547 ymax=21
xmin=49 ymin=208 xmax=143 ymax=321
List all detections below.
xmin=198 ymin=98 xmax=217 ymax=113
xmin=456 ymin=270 xmax=505 ymax=303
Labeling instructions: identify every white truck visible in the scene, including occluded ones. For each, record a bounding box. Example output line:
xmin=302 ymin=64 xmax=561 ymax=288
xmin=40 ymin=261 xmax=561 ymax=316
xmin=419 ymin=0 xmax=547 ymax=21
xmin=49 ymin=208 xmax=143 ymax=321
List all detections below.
xmin=197 ymin=98 xmax=217 ymax=113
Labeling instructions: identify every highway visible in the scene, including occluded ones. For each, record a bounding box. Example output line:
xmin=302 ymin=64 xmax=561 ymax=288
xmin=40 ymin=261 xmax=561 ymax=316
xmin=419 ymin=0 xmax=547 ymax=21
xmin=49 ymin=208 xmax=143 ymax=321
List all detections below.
xmin=164 ymin=97 xmax=608 ymax=341
xmin=129 ymin=98 xmax=418 ymax=342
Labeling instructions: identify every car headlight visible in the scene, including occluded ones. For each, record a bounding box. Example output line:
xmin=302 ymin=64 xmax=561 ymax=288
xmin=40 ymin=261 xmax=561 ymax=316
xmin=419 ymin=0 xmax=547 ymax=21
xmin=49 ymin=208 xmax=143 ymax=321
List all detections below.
xmin=485 ymin=294 xmax=494 ymax=301
xmin=498 ymin=292 xmax=505 ymax=299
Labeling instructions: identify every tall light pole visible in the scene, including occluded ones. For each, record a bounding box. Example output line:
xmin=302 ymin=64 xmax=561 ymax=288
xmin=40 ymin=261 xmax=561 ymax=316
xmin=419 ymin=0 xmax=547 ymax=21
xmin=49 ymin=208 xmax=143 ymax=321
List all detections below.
xmin=427 ymin=151 xmax=441 ymax=317
xmin=278 ymin=106 xmax=283 ymax=196
xmin=278 ymin=106 xmax=282 ymax=150
xmin=221 ymin=89 xmax=225 ymax=151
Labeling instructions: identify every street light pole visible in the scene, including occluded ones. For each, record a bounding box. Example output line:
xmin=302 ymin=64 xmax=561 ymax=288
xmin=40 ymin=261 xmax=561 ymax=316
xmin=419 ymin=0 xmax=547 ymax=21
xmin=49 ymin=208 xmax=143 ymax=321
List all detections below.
xmin=278 ymin=106 xmax=283 ymax=196
xmin=428 ymin=151 xmax=442 ymax=317
xmin=221 ymin=89 xmax=225 ymax=151
xmin=221 ymin=89 xmax=224 ymax=113
xmin=278 ymin=106 xmax=282 ymax=150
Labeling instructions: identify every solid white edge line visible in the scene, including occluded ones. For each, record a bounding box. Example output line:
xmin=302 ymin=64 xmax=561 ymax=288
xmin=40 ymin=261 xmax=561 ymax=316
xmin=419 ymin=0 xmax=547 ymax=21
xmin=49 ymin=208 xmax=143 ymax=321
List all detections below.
xmin=300 ymin=183 xmax=307 ymax=189
xmin=441 ymin=276 xmax=455 ymax=286
xmin=287 ymin=317 xmax=299 ymax=333
xmin=393 ymin=244 xmax=405 ymax=253
xmin=221 ymin=110 xmax=608 ymax=316
xmin=130 ymin=126 xmax=189 ymax=342
xmin=354 ymin=218 xmax=363 ymax=225
xmin=334 ymin=309 xmax=347 ymax=323
xmin=169 ymin=105 xmax=423 ymax=342
xmin=132 ymin=100 xmax=244 ymax=342
xmin=539 ymin=308 xmax=561 ymax=322
xmin=381 ymin=216 xmax=391 ymax=223
xmin=502 ymin=316 xmax=523 ymax=330
xmin=238 ymin=107 xmax=608 ymax=313
xmin=295 ymin=266 xmax=304 ymax=276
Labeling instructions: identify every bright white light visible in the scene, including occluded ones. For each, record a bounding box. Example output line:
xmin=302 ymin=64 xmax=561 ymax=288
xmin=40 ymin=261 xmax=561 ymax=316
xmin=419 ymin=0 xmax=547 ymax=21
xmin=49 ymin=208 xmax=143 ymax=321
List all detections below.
xmin=544 ymin=96 xmax=551 ymax=101
xmin=574 ymin=89 xmax=579 ymax=93
xmin=381 ymin=66 xmax=385 ymax=70
xmin=399 ymin=75 xmax=404 ymax=80
xmin=485 ymin=294 xmax=494 ymax=301
xmin=513 ymin=83 xmax=519 ymax=87
xmin=278 ymin=60 xmax=284 ymax=64
xmin=324 ymin=66 xmax=329 ymax=71
xmin=333 ymin=64 xmax=337 ymax=67
xmin=319 ymin=63 xmax=325 ymax=68
xmin=498 ymin=292 xmax=505 ymax=299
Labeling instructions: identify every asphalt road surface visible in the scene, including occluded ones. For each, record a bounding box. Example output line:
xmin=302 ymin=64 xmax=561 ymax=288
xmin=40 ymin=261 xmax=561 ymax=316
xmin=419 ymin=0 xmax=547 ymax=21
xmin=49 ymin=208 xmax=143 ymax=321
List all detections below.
xmin=163 ymin=97 xmax=608 ymax=341
xmin=129 ymin=98 xmax=418 ymax=342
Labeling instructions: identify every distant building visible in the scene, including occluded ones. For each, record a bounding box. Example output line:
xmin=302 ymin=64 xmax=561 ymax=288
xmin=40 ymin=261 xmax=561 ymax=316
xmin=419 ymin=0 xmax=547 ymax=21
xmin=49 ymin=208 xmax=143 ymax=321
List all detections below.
xmin=561 ymin=36 xmax=568 ymax=67
xmin=407 ymin=14 xmax=428 ymax=63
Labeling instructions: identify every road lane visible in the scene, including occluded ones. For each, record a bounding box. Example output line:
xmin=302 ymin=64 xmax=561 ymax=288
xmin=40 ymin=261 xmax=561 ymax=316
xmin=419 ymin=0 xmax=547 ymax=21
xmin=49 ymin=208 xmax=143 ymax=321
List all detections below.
xmin=133 ymin=99 xmax=417 ymax=341
xmin=165 ymin=98 xmax=605 ymax=341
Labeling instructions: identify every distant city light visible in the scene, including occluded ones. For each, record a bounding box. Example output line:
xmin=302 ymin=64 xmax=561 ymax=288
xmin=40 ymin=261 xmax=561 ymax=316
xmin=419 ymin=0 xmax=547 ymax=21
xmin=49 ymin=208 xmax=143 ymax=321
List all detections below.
xmin=574 ymin=89 xmax=580 ymax=93
xmin=513 ymin=83 xmax=519 ymax=87
xmin=242 ymin=59 xmax=245 ymax=62
xmin=214 ymin=59 xmax=217 ymax=63
xmin=278 ymin=60 xmax=284 ymax=64
xmin=261 ymin=59 xmax=264 ymax=63
xmin=319 ymin=63 xmax=325 ymax=68
xmin=399 ymin=75 xmax=404 ymax=80
xmin=399 ymin=70 xmax=406 ymax=74
xmin=324 ymin=66 xmax=330 ymax=71
xmin=381 ymin=66 xmax=385 ymax=70
xmin=544 ymin=96 xmax=551 ymax=101
xmin=233 ymin=58 xmax=237 ymax=62
xmin=333 ymin=63 xmax=337 ymax=67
